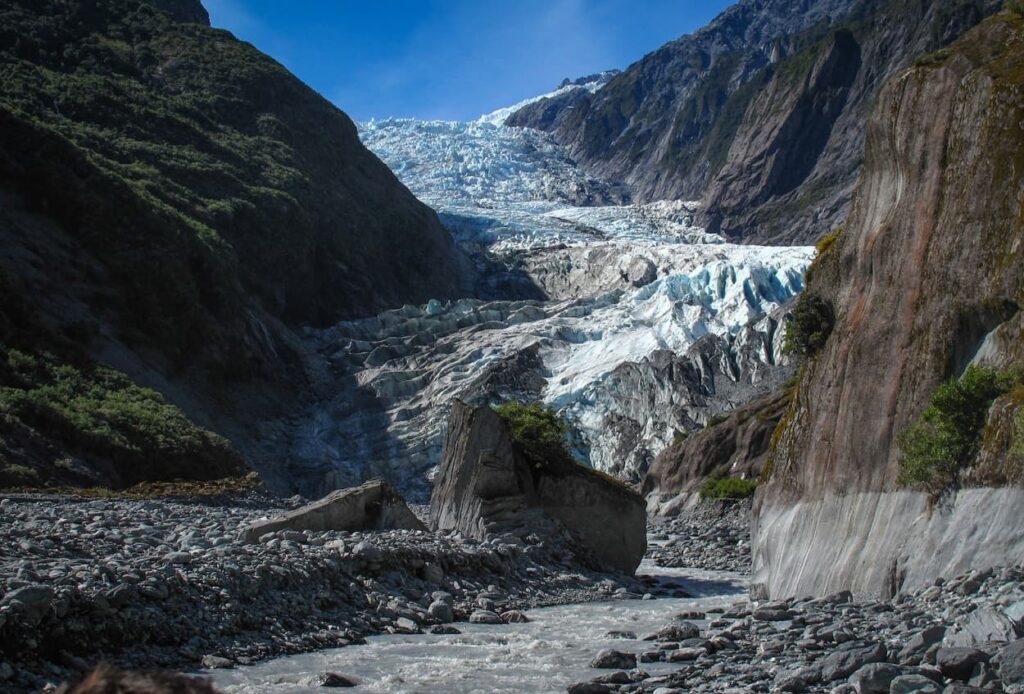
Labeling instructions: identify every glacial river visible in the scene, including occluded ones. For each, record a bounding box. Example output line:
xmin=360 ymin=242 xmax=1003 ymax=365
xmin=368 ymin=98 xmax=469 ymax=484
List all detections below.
xmin=210 ymin=563 xmax=747 ymax=694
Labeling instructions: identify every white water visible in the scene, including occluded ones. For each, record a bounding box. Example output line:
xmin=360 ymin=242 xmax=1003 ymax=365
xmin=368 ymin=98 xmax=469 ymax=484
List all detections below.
xmin=211 ymin=563 xmax=746 ymax=693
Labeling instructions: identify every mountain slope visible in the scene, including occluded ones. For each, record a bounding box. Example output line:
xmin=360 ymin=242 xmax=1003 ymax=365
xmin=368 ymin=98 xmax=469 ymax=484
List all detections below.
xmin=753 ymin=9 xmax=1024 ymax=597
xmin=0 ymin=0 xmax=467 ymax=487
xmin=510 ymin=0 xmax=1001 ymax=244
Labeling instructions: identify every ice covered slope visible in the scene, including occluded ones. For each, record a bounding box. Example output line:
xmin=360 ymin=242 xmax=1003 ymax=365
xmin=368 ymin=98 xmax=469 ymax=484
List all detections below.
xmin=284 ymin=86 xmax=814 ymax=498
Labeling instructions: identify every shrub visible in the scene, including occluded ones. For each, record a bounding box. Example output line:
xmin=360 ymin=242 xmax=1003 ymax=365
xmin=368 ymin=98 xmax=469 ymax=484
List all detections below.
xmin=783 ymin=293 xmax=834 ymax=358
xmin=492 ymin=401 xmax=572 ymax=467
xmin=815 ymin=228 xmax=841 ymax=256
xmin=701 ymin=476 xmax=758 ymax=500
xmin=897 ymin=366 xmax=1020 ymax=497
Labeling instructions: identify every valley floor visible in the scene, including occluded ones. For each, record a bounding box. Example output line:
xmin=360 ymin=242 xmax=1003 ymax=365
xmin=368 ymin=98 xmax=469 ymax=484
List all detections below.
xmin=3 ymin=494 xmax=1021 ymax=693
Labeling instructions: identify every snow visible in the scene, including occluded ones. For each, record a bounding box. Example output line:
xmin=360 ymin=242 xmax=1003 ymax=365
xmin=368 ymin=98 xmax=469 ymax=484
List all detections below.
xmin=292 ymin=85 xmax=817 ymax=489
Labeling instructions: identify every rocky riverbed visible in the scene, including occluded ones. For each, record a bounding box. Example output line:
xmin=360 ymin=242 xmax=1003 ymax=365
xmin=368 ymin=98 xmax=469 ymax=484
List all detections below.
xmin=569 ymin=565 xmax=1024 ymax=693
xmin=646 ymin=499 xmax=752 ymax=574
xmin=0 ymin=492 xmax=647 ymax=693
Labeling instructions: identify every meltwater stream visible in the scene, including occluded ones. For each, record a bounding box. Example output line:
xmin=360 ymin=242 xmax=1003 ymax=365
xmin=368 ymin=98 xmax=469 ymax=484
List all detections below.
xmin=211 ymin=562 xmax=747 ymax=694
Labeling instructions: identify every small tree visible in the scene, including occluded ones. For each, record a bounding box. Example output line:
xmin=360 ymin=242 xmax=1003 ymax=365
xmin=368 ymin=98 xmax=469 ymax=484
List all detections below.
xmin=492 ymin=401 xmax=572 ymax=467
xmin=783 ymin=293 xmax=834 ymax=358
xmin=898 ymin=366 xmax=1015 ymax=497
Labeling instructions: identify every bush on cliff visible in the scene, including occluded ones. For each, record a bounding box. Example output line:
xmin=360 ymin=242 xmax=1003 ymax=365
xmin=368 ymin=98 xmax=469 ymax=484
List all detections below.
xmin=492 ymin=401 xmax=572 ymax=468
xmin=783 ymin=293 xmax=834 ymax=358
xmin=898 ymin=365 xmax=1021 ymax=496
xmin=700 ymin=475 xmax=758 ymax=500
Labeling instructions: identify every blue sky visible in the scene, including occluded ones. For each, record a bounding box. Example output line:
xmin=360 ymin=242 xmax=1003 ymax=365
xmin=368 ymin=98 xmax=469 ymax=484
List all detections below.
xmin=204 ymin=0 xmax=733 ymax=122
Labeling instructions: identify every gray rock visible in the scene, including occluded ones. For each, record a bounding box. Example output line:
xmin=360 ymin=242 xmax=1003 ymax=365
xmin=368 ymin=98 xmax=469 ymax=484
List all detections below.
xmin=468 ymin=609 xmax=502 ymax=624
xmin=567 ymin=683 xmax=613 ymax=694
xmin=646 ymin=622 xmax=700 ymax=641
xmin=946 ymin=607 xmax=1018 ymax=647
xmin=888 ymin=674 xmax=941 ymax=694
xmin=850 ymin=663 xmax=904 ymax=693
xmin=242 ymin=480 xmax=425 ymax=542
xmin=428 ymin=600 xmax=454 ymax=623
xmin=753 ymin=606 xmax=794 ymax=621
xmin=936 ymin=648 xmax=990 ymax=682
xmin=992 ymin=638 xmax=1024 ymax=687
xmin=590 ymin=649 xmax=636 ymax=669
xmin=352 ymin=541 xmax=382 ymax=563
xmin=899 ymin=626 xmax=946 ymax=664
xmin=0 ymin=662 xmax=12 ymax=681
xmin=500 ymin=610 xmax=530 ymax=623
xmin=430 ymin=625 xmax=461 ymax=635
xmin=775 ymin=666 xmax=822 ymax=692
xmin=819 ymin=642 xmax=888 ymax=682
xmin=626 ymin=257 xmax=657 ymax=287
xmin=312 ymin=672 xmax=358 ymax=687
xmin=201 ymin=655 xmax=234 ymax=669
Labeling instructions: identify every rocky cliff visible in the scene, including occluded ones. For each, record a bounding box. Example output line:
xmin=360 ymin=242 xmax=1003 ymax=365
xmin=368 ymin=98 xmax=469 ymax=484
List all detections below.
xmin=0 ymin=0 xmax=466 ymax=488
xmin=510 ymin=0 xmax=1001 ymax=244
xmin=430 ymin=402 xmax=647 ymax=573
xmin=753 ymin=10 xmax=1024 ymax=598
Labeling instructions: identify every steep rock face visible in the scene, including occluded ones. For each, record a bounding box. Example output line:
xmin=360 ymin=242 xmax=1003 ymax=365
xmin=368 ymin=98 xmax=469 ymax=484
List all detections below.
xmin=753 ymin=12 xmax=1024 ymax=598
xmin=644 ymin=387 xmax=792 ymax=512
xmin=511 ymin=0 xmax=1000 ymax=244
xmin=430 ymin=402 xmax=647 ymax=573
xmin=0 ymin=0 xmax=466 ymax=487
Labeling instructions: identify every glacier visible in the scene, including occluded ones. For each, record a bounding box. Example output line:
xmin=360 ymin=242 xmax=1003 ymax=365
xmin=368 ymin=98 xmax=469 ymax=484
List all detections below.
xmin=282 ymin=86 xmax=814 ymax=498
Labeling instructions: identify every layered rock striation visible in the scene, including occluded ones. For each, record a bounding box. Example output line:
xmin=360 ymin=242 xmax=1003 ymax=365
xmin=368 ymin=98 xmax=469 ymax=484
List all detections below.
xmin=753 ymin=10 xmax=1024 ymax=598
xmin=429 ymin=402 xmax=647 ymax=573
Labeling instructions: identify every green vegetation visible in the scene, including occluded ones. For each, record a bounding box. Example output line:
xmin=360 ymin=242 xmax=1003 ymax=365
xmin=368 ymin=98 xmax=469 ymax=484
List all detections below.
xmin=1 ymin=473 xmax=260 ymax=499
xmin=706 ymin=413 xmax=729 ymax=428
xmin=0 ymin=271 xmax=244 ymax=488
xmin=897 ymin=366 xmax=1023 ymax=497
xmin=493 ymin=401 xmax=572 ymax=468
xmin=783 ymin=293 xmax=835 ymax=358
xmin=815 ymin=228 xmax=842 ymax=256
xmin=671 ymin=429 xmax=689 ymax=447
xmin=1013 ymin=408 xmax=1024 ymax=459
xmin=700 ymin=475 xmax=758 ymax=500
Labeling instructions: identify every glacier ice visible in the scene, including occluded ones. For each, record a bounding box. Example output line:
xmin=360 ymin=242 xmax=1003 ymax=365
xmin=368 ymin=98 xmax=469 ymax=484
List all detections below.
xmin=285 ymin=89 xmax=814 ymax=498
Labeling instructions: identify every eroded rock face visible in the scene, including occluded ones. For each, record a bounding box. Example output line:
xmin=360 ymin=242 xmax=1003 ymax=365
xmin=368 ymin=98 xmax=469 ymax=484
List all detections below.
xmin=241 ymin=480 xmax=425 ymax=542
xmin=429 ymin=402 xmax=647 ymax=573
xmin=754 ymin=12 xmax=1024 ymax=598
xmin=509 ymin=0 xmax=1000 ymax=244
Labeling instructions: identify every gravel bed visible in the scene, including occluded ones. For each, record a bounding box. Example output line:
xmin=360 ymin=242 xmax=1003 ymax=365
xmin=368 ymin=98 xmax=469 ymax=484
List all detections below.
xmin=646 ymin=499 xmax=751 ymax=573
xmin=0 ymin=493 xmax=644 ymax=692
xmin=569 ymin=564 xmax=1024 ymax=693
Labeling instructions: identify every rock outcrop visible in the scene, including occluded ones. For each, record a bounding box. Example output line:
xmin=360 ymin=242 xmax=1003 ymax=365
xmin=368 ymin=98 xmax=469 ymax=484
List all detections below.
xmin=430 ymin=402 xmax=647 ymax=573
xmin=644 ymin=388 xmax=793 ymax=512
xmin=241 ymin=480 xmax=425 ymax=542
xmin=753 ymin=10 xmax=1024 ymax=598
xmin=509 ymin=0 xmax=1000 ymax=244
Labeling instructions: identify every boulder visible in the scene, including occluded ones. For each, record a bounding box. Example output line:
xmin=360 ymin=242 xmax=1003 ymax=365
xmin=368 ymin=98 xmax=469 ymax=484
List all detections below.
xmin=429 ymin=402 xmax=646 ymax=573
xmin=993 ymin=639 xmax=1024 ymax=687
xmin=935 ymin=648 xmax=990 ymax=682
xmin=590 ymin=649 xmax=637 ymax=669
xmin=242 ymin=480 xmax=425 ymax=542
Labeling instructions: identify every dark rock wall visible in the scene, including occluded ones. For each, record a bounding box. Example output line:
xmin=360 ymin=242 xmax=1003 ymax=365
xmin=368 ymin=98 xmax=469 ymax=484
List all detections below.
xmin=753 ymin=11 xmax=1024 ymax=597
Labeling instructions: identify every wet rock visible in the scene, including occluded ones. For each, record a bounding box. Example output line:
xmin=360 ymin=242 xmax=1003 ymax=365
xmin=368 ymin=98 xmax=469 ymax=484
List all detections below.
xmin=200 ymin=655 xmax=234 ymax=669
xmin=590 ymin=649 xmax=637 ymax=669
xmin=313 ymin=672 xmax=358 ymax=687
xmin=500 ymin=610 xmax=530 ymax=623
xmin=430 ymin=625 xmax=462 ymax=635
xmin=428 ymin=600 xmax=454 ymax=623
xmin=567 ymin=683 xmax=613 ymax=694
xmin=468 ymin=609 xmax=502 ymax=624
xmin=242 ymin=480 xmax=425 ymax=542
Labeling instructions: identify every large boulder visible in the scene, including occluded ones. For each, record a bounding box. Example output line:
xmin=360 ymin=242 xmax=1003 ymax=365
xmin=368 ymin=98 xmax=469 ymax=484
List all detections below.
xmin=242 ymin=480 xmax=425 ymax=542
xmin=429 ymin=402 xmax=646 ymax=573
